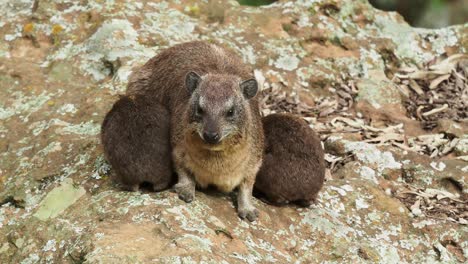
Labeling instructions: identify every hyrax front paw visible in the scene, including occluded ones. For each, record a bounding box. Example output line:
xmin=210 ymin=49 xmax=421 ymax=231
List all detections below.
xmin=175 ymin=183 xmax=195 ymax=203
xmin=238 ymin=207 xmax=259 ymax=222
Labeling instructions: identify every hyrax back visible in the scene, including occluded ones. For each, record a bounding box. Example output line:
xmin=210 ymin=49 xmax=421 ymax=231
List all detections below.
xmin=101 ymin=94 xmax=173 ymax=192
xmin=126 ymin=41 xmax=254 ymax=109
xmin=127 ymin=41 xmax=264 ymax=221
xmin=254 ymin=113 xmax=325 ymax=206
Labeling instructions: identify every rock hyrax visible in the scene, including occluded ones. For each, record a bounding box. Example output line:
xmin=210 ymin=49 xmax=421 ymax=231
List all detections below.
xmin=101 ymin=94 xmax=173 ymax=192
xmin=254 ymin=113 xmax=325 ymax=206
xmin=126 ymin=41 xmax=264 ymax=221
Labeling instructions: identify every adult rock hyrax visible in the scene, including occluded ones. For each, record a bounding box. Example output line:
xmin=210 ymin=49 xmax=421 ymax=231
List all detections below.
xmin=127 ymin=41 xmax=264 ymax=221
xmin=101 ymin=94 xmax=173 ymax=192
xmin=254 ymin=113 xmax=325 ymax=206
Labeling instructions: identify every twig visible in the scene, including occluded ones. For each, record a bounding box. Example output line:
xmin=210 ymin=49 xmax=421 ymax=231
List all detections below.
xmin=422 ymin=104 xmax=448 ymax=117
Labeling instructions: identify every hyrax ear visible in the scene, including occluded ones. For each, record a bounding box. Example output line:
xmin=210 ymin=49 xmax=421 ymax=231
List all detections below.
xmin=186 ymin=71 xmax=201 ymax=94
xmin=240 ymin=78 xmax=258 ymax=99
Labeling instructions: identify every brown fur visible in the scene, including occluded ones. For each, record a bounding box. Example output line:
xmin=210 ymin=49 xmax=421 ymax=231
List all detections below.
xmin=127 ymin=41 xmax=264 ymax=221
xmin=101 ymin=94 xmax=174 ymax=191
xmin=254 ymin=113 xmax=325 ymax=206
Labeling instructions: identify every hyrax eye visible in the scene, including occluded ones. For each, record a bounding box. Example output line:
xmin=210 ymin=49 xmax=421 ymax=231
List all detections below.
xmin=196 ymin=105 xmax=204 ymax=116
xmin=226 ymin=108 xmax=235 ymax=117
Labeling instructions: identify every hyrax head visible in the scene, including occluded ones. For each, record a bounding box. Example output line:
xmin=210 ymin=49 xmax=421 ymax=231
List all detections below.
xmin=185 ymin=71 xmax=258 ymax=145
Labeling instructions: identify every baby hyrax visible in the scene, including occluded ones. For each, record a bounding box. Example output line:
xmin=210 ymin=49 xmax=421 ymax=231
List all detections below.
xmin=126 ymin=41 xmax=264 ymax=221
xmin=101 ymin=94 xmax=173 ymax=192
xmin=254 ymin=113 xmax=325 ymax=206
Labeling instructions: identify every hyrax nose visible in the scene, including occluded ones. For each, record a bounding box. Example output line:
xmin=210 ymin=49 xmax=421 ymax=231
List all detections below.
xmin=203 ymin=131 xmax=220 ymax=144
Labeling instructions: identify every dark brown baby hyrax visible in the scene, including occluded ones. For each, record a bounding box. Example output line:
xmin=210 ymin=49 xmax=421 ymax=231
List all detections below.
xmin=101 ymin=94 xmax=174 ymax=192
xmin=126 ymin=41 xmax=264 ymax=222
xmin=254 ymin=113 xmax=325 ymax=206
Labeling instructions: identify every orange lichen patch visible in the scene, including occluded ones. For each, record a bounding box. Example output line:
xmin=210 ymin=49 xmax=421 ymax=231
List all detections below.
xmin=51 ymin=24 xmax=64 ymax=35
xmin=23 ymin=23 xmax=35 ymax=34
xmin=302 ymin=41 xmax=358 ymax=59
xmin=248 ymin=11 xmax=290 ymax=39
xmin=113 ymin=30 xmax=126 ymax=40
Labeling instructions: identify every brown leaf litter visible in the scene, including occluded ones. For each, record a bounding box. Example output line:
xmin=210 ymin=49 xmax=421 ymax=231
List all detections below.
xmin=395 ymin=54 xmax=468 ymax=130
xmin=396 ymin=185 xmax=467 ymax=225
xmin=260 ymin=54 xmax=467 ymax=159
xmin=259 ymin=80 xmax=358 ymax=118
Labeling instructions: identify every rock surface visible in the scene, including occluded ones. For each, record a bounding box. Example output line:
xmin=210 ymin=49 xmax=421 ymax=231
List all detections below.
xmin=0 ymin=0 xmax=467 ymax=263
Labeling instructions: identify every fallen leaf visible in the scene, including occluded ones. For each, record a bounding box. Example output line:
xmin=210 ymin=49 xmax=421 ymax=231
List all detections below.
xmin=429 ymin=74 xmax=451 ymax=89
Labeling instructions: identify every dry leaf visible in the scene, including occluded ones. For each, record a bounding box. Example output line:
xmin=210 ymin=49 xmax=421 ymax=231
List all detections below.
xmin=409 ymin=79 xmax=424 ymax=95
xmin=410 ymin=199 xmax=422 ymax=216
xmin=364 ymin=133 xmax=404 ymax=144
xmin=429 ymin=74 xmax=451 ymax=89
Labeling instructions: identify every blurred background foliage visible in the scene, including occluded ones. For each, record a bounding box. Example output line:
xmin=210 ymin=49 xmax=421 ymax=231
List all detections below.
xmin=237 ymin=0 xmax=468 ymax=28
xmin=237 ymin=0 xmax=275 ymax=6
xmin=369 ymin=0 xmax=467 ymax=28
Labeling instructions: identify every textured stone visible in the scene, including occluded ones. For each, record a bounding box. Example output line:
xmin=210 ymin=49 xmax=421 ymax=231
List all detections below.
xmin=33 ymin=179 xmax=86 ymax=220
xmin=0 ymin=0 xmax=466 ymax=263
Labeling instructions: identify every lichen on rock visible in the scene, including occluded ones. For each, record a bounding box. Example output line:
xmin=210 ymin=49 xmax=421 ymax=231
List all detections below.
xmin=0 ymin=0 xmax=466 ymax=263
